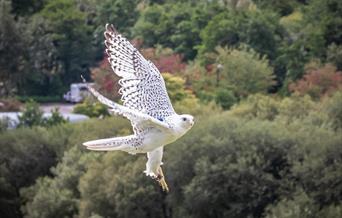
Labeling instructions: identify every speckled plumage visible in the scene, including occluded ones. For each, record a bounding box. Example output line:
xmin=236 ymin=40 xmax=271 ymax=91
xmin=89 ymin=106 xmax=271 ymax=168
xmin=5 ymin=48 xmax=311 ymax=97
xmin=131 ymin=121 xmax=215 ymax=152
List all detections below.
xmin=82 ymin=24 xmax=194 ymax=191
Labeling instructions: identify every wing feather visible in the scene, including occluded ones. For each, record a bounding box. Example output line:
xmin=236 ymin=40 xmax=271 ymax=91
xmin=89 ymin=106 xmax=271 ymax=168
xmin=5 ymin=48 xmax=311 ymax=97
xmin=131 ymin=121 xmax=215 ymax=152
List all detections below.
xmin=83 ymin=135 xmax=142 ymax=153
xmin=81 ymin=77 xmax=170 ymax=133
xmin=104 ymin=24 xmax=175 ymax=120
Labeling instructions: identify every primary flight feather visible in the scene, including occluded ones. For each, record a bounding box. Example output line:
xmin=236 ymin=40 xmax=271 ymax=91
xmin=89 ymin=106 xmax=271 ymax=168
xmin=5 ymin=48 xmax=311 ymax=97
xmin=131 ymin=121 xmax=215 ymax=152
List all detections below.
xmin=82 ymin=24 xmax=194 ymax=192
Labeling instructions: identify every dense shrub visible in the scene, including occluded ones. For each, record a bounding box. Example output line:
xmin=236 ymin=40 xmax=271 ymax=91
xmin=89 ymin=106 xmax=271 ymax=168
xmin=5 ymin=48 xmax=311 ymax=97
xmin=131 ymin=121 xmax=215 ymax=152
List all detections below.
xmin=16 ymin=95 xmax=62 ymax=103
xmin=73 ymin=100 xmax=110 ymax=118
xmin=322 ymin=91 xmax=342 ymax=129
xmin=17 ymin=100 xmax=45 ymax=127
xmin=214 ymin=88 xmax=237 ymax=109
xmin=1 ymin=117 xmax=131 ymax=217
xmin=17 ymin=100 xmax=66 ymax=128
xmin=199 ymin=9 xmax=282 ymax=60
xmin=214 ymin=46 xmax=275 ymax=98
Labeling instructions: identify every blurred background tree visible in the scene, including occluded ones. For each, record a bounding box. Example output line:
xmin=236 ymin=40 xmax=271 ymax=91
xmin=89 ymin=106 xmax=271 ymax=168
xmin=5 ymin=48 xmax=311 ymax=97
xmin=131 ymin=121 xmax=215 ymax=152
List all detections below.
xmin=0 ymin=0 xmax=27 ymax=96
xmin=0 ymin=0 xmax=342 ymax=217
xmin=214 ymin=46 xmax=275 ymax=98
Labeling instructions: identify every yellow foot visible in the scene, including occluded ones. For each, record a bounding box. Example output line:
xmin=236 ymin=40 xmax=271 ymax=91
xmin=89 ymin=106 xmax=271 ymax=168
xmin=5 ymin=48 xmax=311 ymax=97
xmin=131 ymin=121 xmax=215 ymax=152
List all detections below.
xmin=157 ymin=167 xmax=169 ymax=192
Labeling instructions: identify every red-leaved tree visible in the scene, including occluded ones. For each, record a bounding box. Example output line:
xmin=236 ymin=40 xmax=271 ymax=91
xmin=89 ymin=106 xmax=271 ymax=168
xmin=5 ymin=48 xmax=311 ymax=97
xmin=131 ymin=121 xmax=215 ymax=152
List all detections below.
xmin=139 ymin=47 xmax=186 ymax=74
xmin=289 ymin=64 xmax=342 ymax=99
xmin=90 ymin=56 xmax=121 ymax=100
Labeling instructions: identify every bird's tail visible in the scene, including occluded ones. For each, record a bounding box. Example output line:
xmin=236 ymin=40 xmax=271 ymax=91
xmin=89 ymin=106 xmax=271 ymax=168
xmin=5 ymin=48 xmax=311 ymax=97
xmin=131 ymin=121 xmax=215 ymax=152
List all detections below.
xmin=83 ymin=135 xmax=141 ymax=153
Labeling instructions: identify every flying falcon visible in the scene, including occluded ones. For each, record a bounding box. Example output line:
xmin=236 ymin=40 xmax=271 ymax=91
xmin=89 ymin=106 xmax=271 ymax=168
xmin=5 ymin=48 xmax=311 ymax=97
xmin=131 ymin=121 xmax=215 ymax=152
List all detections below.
xmin=82 ymin=24 xmax=194 ymax=192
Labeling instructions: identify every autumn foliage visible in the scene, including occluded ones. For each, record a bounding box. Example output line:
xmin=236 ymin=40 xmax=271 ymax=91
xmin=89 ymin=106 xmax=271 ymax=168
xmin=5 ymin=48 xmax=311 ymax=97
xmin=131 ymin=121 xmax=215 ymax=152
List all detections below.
xmin=90 ymin=57 xmax=121 ymax=100
xmin=91 ymin=46 xmax=187 ymax=100
xmin=289 ymin=64 xmax=342 ymax=99
xmin=140 ymin=47 xmax=186 ymax=74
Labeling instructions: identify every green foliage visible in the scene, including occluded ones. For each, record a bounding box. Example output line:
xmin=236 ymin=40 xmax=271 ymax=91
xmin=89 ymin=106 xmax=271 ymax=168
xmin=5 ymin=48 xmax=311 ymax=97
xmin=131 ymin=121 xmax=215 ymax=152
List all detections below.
xmin=94 ymin=0 xmax=139 ymax=36
xmin=0 ymin=96 xmax=340 ymax=217
xmin=21 ymin=177 xmax=77 ymax=218
xmin=20 ymin=14 xmax=64 ymax=95
xmin=39 ymin=0 xmax=96 ymax=86
xmin=214 ymin=88 xmax=237 ymax=109
xmin=21 ymin=146 xmax=99 ymax=218
xmin=73 ymin=99 xmax=110 ymax=118
xmin=18 ymin=99 xmax=66 ymax=128
xmin=162 ymin=72 xmax=207 ymax=114
xmin=0 ymin=117 xmax=131 ymax=217
xmin=305 ymin=0 xmax=342 ymax=47
xmin=78 ymin=152 xmax=166 ymax=218
xmin=73 ymin=100 xmax=109 ymax=117
xmin=166 ymin=112 xmax=341 ymax=217
xmin=229 ymin=94 xmax=319 ymax=122
xmin=18 ymin=99 xmax=45 ymax=128
xmin=1 ymin=1 xmax=342 ymax=217
xmin=133 ymin=2 xmax=222 ymax=60
xmin=10 ymin=0 xmax=47 ymax=15
xmin=0 ymin=0 xmax=27 ymax=95
xmin=162 ymin=73 xmax=188 ymax=102
xmin=276 ymin=0 xmax=342 ymax=82
xmin=322 ymin=90 xmax=342 ymax=130
xmin=327 ymin=43 xmax=342 ymax=70
xmin=199 ymin=9 xmax=282 ymax=60
xmin=264 ymin=190 xmax=318 ymax=218
xmin=215 ymin=46 xmax=275 ymax=98
xmin=16 ymin=95 xmax=62 ymax=103
xmin=0 ymin=127 xmax=57 ymax=217
xmin=0 ymin=117 xmax=11 ymax=132
xmin=254 ymin=0 xmax=300 ymax=16
xmin=45 ymin=108 xmax=67 ymax=127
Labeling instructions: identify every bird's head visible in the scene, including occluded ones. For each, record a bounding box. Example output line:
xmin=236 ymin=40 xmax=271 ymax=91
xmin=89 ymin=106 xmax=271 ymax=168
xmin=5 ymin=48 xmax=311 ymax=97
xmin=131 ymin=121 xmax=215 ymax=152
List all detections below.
xmin=177 ymin=114 xmax=194 ymax=131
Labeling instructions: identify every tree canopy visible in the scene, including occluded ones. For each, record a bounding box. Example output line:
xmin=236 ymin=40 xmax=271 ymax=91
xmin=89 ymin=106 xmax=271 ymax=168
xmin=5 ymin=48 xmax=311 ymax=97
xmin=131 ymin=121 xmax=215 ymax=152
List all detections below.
xmin=0 ymin=0 xmax=342 ymax=217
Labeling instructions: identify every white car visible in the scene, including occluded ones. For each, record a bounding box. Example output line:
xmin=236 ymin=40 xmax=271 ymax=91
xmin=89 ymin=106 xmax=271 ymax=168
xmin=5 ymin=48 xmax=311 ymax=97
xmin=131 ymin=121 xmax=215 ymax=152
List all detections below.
xmin=63 ymin=83 xmax=93 ymax=103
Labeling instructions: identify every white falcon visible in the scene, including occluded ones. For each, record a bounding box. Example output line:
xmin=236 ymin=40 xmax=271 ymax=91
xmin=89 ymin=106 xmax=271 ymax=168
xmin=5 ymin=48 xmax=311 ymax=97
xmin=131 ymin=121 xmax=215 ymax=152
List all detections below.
xmin=82 ymin=24 xmax=194 ymax=192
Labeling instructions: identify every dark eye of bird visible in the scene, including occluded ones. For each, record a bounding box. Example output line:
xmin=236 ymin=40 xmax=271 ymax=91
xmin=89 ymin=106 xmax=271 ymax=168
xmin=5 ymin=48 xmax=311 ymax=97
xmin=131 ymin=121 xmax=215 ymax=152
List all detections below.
xmin=182 ymin=117 xmax=187 ymax=121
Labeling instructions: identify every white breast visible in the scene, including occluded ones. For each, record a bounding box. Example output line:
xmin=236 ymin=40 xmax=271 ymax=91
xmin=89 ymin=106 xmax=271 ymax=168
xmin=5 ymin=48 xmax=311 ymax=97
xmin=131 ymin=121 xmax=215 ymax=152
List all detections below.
xmin=141 ymin=128 xmax=179 ymax=152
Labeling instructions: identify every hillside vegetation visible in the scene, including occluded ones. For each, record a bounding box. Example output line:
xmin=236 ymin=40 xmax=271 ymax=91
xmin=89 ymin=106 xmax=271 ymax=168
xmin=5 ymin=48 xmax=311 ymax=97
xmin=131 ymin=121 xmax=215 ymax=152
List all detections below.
xmin=0 ymin=0 xmax=341 ymax=217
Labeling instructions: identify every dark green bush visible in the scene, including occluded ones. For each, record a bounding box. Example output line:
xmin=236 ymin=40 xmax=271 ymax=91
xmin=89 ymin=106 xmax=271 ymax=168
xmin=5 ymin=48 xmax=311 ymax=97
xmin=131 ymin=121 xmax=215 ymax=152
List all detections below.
xmin=165 ymin=113 xmax=341 ymax=218
xmin=215 ymin=88 xmax=237 ymax=109
xmin=1 ymin=116 xmax=131 ymax=217
xmin=16 ymin=96 xmax=62 ymax=103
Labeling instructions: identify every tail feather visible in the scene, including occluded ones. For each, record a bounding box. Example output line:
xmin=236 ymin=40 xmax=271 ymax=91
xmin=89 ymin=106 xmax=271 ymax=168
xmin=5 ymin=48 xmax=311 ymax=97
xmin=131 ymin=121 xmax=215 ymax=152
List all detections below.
xmin=83 ymin=135 xmax=141 ymax=153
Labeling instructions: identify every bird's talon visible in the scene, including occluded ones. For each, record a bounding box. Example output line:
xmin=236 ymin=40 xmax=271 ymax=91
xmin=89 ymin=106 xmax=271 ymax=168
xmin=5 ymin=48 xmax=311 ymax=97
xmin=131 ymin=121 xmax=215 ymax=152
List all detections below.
xmin=156 ymin=174 xmax=163 ymax=181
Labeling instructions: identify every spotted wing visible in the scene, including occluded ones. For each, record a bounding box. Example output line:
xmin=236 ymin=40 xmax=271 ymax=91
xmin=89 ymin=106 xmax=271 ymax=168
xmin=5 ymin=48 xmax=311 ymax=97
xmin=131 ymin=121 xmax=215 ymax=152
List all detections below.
xmin=104 ymin=24 xmax=175 ymax=120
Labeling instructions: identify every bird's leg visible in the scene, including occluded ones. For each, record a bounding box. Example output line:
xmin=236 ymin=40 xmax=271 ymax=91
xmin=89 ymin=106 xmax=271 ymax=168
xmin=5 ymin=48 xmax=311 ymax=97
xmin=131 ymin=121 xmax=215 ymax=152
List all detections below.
xmin=156 ymin=166 xmax=169 ymax=192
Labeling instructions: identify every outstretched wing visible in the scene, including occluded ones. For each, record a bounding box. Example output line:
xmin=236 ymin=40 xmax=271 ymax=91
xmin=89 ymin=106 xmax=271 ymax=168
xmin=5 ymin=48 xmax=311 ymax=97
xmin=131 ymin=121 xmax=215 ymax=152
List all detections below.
xmin=81 ymin=77 xmax=170 ymax=133
xmin=104 ymin=24 xmax=175 ymax=120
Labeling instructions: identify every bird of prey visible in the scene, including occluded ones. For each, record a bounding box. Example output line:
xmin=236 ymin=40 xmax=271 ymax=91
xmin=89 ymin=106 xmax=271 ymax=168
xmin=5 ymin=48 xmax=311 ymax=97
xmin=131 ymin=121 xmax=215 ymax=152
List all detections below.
xmin=82 ymin=24 xmax=194 ymax=192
